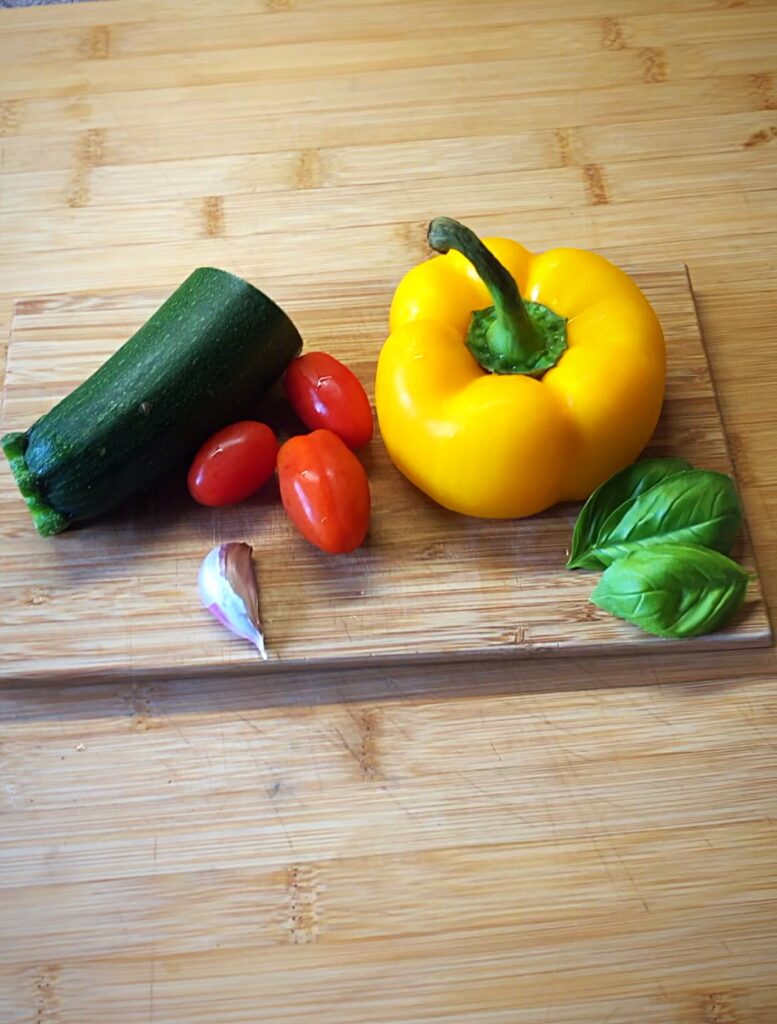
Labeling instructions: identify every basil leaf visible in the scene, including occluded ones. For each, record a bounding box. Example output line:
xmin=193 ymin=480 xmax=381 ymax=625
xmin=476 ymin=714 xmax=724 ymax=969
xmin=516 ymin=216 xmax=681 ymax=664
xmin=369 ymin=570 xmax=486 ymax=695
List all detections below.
xmin=588 ymin=469 xmax=742 ymax=567
xmin=590 ymin=543 xmax=751 ymax=638
xmin=567 ymin=457 xmax=691 ymax=569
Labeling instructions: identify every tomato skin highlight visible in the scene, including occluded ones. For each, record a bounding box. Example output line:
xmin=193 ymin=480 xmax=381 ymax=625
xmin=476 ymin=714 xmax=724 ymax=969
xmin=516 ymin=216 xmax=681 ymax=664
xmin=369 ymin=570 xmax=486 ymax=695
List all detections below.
xmin=283 ymin=351 xmax=374 ymax=450
xmin=188 ymin=421 xmax=279 ymax=507
xmin=277 ymin=429 xmax=370 ymax=554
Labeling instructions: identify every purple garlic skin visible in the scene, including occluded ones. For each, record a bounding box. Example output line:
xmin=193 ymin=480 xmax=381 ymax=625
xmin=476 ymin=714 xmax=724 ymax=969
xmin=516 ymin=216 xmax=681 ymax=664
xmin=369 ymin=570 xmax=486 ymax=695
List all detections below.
xmin=198 ymin=542 xmax=267 ymax=659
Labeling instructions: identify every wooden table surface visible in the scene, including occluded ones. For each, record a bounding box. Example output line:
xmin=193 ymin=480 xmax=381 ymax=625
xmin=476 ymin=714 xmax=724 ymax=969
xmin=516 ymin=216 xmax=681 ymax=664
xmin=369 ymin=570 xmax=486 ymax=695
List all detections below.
xmin=1 ymin=1 xmax=776 ymax=1021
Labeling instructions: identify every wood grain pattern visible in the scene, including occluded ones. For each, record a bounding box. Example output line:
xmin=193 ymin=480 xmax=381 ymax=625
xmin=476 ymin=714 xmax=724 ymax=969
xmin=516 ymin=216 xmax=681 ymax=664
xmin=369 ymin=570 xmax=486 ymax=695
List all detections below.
xmin=0 ymin=268 xmax=770 ymax=683
xmin=1 ymin=0 xmax=776 ymax=1021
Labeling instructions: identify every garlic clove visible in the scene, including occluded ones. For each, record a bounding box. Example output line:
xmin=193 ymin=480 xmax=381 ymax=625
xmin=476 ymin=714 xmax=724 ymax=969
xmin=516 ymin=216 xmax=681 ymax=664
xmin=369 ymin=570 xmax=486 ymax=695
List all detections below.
xmin=198 ymin=542 xmax=267 ymax=659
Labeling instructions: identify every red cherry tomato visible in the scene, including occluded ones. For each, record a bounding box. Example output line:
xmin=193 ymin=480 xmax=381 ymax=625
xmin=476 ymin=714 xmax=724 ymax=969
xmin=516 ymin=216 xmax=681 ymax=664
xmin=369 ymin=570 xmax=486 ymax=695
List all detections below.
xmin=277 ymin=429 xmax=370 ymax=554
xmin=283 ymin=351 xmax=373 ymax=450
xmin=188 ymin=421 xmax=278 ymax=507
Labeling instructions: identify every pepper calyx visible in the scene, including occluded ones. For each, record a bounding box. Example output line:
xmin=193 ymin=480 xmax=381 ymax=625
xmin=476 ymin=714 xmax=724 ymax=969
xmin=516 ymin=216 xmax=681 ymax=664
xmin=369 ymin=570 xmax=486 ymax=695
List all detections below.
xmin=427 ymin=216 xmax=568 ymax=376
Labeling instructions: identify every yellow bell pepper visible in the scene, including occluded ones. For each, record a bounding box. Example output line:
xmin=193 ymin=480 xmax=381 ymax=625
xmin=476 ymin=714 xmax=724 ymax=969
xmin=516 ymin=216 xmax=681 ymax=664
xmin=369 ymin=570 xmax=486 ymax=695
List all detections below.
xmin=375 ymin=217 xmax=665 ymax=518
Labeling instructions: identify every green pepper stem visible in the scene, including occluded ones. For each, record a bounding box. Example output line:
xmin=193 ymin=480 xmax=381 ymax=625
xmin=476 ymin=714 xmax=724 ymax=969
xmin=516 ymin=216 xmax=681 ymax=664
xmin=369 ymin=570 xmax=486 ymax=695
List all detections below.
xmin=427 ymin=217 xmax=547 ymax=369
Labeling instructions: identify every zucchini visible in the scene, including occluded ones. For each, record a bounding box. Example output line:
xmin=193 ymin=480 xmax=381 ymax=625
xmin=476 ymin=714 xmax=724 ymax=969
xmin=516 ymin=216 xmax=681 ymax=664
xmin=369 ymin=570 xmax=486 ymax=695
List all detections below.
xmin=2 ymin=267 xmax=302 ymax=536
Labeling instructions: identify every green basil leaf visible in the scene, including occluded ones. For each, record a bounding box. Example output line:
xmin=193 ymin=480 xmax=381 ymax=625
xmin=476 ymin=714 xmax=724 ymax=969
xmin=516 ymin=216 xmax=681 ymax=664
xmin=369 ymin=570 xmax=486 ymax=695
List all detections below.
xmin=590 ymin=543 xmax=751 ymax=638
xmin=588 ymin=469 xmax=742 ymax=567
xmin=567 ymin=457 xmax=691 ymax=569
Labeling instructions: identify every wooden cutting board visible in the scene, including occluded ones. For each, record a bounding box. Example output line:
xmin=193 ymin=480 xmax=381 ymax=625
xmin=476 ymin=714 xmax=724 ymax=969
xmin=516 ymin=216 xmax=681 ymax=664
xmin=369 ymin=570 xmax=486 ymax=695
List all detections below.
xmin=0 ymin=265 xmax=770 ymax=684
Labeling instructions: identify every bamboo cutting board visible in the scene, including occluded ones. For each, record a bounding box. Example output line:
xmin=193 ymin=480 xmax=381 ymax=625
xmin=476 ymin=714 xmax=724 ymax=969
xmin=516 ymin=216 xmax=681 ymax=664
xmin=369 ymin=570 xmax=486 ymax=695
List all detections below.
xmin=0 ymin=265 xmax=770 ymax=683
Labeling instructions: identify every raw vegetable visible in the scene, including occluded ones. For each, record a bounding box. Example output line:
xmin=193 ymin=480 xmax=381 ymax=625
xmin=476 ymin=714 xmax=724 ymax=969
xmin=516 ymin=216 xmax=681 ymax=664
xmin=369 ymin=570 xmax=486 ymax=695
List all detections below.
xmin=591 ymin=543 xmax=750 ymax=638
xmin=567 ymin=461 xmax=742 ymax=569
xmin=284 ymin=351 xmax=373 ymax=450
xmin=277 ymin=429 xmax=370 ymax=554
xmin=2 ymin=268 xmax=302 ymax=536
xmin=375 ymin=217 xmax=665 ymax=518
xmin=199 ymin=542 xmax=267 ymax=657
xmin=188 ymin=421 xmax=278 ymax=507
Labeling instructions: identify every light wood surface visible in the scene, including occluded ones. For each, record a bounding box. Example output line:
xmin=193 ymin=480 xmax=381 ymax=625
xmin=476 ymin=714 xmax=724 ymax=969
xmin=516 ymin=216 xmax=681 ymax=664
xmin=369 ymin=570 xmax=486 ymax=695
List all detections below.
xmin=1 ymin=0 xmax=776 ymax=1021
xmin=0 ymin=268 xmax=772 ymax=683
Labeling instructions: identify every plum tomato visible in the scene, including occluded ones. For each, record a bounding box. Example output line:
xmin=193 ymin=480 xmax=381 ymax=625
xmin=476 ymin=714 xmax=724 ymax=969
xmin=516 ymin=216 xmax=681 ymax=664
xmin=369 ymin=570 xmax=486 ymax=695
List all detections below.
xmin=277 ymin=429 xmax=370 ymax=554
xmin=283 ymin=351 xmax=373 ymax=450
xmin=188 ymin=420 xmax=278 ymax=507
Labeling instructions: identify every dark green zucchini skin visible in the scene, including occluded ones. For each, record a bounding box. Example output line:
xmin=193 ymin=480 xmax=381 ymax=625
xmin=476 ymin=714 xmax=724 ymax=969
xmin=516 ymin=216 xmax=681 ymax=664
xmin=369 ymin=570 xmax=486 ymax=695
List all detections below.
xmin=1 ymin=268 xmax=302 ymax=535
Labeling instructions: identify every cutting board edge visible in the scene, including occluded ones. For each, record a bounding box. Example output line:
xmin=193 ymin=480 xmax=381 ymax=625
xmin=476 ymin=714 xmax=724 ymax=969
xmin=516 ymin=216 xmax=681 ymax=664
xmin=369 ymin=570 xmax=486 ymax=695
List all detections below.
xmin=1 ymin=618 xmax=772 ymax=688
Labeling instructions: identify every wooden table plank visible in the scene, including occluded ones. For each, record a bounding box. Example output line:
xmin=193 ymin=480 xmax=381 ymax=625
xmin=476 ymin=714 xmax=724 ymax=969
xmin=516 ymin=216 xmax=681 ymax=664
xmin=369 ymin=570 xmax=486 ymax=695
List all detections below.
xmin=1 ymin=0 xmax=776 ymax=1021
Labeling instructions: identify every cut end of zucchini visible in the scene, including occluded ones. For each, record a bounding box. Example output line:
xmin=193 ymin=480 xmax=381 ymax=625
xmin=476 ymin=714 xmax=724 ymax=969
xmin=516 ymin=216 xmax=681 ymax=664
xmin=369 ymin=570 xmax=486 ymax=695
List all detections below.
xmin=1 ymin=431 xmax=72 ymax=537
